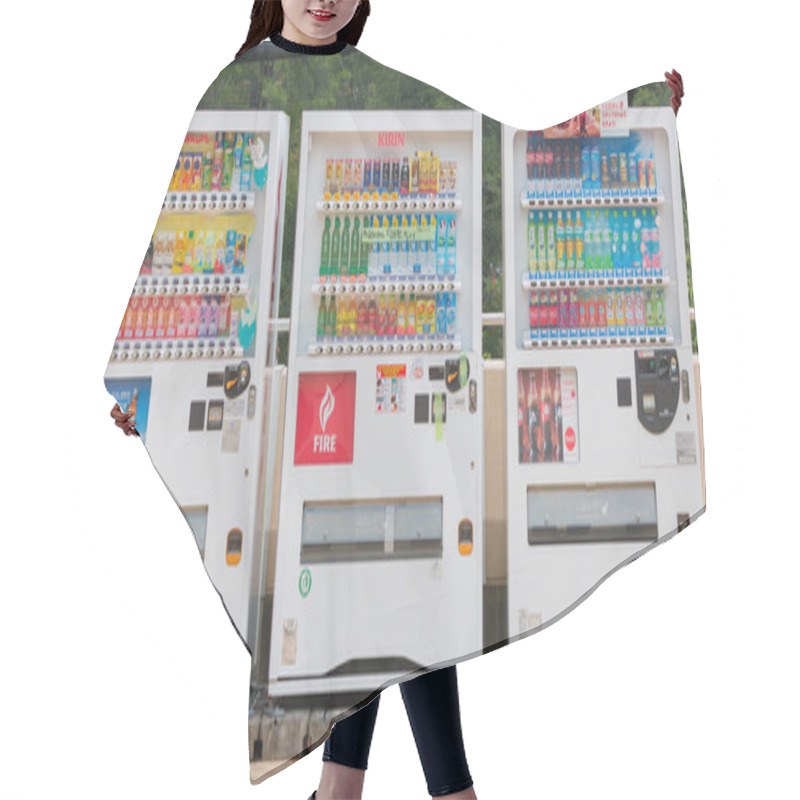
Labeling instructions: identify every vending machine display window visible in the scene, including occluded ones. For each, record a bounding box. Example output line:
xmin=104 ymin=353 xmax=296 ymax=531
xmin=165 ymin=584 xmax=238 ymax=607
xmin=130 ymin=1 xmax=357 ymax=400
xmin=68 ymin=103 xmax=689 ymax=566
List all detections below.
xmin=526 ymin=483 xmax=657 ymax=545
xmin=301 ymin=498 xmax=443 ymax=563
xmin=181 ymin=506 xmax=209 ymax=559
xmin=517 ymin=367 xmax=579 ymax=464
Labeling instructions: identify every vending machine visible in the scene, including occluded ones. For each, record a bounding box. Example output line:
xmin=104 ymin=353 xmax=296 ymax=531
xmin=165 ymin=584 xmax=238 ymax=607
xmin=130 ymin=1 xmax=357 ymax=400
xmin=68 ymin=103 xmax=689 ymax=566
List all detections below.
xmin=269 ymin=110 xmax=484 ymax=697
xmin=104 ymin=110 xmax=290 ymax=653
xmin=502 ymin=103 xmax=704 ymax=635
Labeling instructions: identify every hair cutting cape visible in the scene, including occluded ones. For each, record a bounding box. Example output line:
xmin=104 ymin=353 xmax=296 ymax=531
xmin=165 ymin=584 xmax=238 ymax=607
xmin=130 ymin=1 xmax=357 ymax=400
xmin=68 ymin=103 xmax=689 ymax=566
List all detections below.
xmin=103 ymin=37 xmax=705 ymax=785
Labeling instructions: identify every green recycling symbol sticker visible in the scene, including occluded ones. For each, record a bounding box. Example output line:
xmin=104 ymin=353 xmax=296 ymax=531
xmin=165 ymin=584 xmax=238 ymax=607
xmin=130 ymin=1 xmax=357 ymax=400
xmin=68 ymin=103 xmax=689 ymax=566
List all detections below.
xmin=299 ymin=568 xmax=312 ymax=598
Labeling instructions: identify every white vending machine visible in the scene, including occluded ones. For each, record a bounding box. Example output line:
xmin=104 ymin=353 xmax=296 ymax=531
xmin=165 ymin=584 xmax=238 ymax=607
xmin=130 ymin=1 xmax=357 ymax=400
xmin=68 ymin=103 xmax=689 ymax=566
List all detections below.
xmin=104 ymin=110 xmax=290 ymax=653
xmin=269 ymin=110 xmax=484 ymax=697
xmin=502 ymin=104 xmax=704 ymax=635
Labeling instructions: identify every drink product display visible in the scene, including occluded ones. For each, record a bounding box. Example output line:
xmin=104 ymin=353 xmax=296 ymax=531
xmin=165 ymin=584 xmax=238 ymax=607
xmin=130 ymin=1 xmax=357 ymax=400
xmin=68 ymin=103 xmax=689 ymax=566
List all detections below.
xmin=318 ymin=212 xmax=458 ymax=281
xmin=315 ymin=290 xmax=457 ymax=342
xmin=525 ymin=208 xmax=661 ymax=278
xmin=138 ymin=222 xmax=251 ymax=278
xmin=525 ymin=130 xmax=657 ymax=200
xmin=115 ymin=293 xmax=235 ymax=343
xmin=527 ymin=286 xmax=666 ymax=340
xmin=169 ymin=131 xmax=258 ymax=194
xmin=323 ymin=150 xmax=458 ymax=197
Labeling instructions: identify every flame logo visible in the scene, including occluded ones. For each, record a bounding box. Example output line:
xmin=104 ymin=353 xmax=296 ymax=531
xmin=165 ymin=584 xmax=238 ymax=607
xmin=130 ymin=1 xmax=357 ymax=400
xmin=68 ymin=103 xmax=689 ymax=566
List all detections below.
xmin=319 ymin=384 xmax=335 ymax=433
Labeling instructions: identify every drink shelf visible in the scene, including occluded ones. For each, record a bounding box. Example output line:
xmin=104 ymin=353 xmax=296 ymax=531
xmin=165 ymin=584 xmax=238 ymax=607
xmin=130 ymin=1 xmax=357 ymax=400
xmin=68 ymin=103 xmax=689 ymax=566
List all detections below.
xmin=316 ymin=196 xmax=461 ymax=214
xmin=133 ymin=274 xmax=249 ymax=296
xmin=161 ymin=191 xmax=256 ymax=214
xmin=307 ymin=337 xmax=462 ymax=357
xmin=312 ymin=278 xmax=461 ymax=296
xmin=522 ymin=272 xmax=669 ymax=290
xmin=520 ymin=192 xmax=665 ymax=210
xmin=110 ymin=340 xmax=243 ymax=361
xmin=523 ymin=329 xmax=673 ymax=349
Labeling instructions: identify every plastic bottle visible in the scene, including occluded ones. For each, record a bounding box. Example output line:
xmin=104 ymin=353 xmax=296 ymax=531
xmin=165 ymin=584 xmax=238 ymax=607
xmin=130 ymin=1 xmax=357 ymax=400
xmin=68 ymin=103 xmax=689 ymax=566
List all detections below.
xmin=630 ymin=209 xmax=642 ymax=273
xmin=445 ymin=292 xmax=456 ymax=338
xmin=546 ymin=211 xmax=556 ymax=273
xmin=556 ymin=212 xmax=566 ymax=273
xmin=620 ymin=209 xmax=631 ymax=274
xmin=330 ymin=217 xmax=341 ymax=277
xmin=528 ymin=210 xmax=537 ymax=274
xmin=565 ymin=211 xmax=575 ymax=272
xmin=340 ymin=217 xmax=351 ymax=278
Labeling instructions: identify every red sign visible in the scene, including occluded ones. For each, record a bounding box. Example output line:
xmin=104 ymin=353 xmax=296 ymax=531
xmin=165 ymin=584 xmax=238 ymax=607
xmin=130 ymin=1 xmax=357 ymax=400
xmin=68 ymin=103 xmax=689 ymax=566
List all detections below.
xmin=294 ymin=372 xmax=357 ymax=465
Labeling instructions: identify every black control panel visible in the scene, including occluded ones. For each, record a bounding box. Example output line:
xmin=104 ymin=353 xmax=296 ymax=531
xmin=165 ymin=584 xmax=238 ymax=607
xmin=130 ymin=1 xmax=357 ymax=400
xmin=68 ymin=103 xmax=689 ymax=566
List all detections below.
xmin=634 ymin=348 xmax=680 ymax=434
